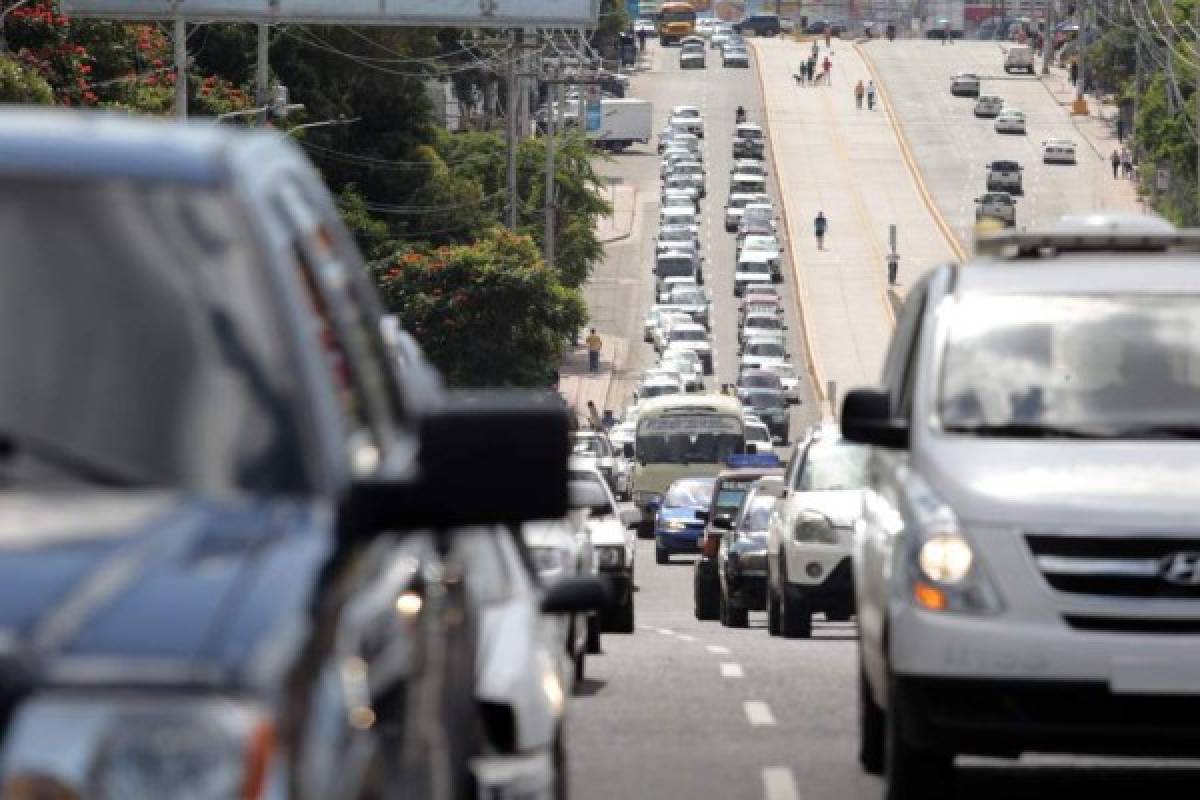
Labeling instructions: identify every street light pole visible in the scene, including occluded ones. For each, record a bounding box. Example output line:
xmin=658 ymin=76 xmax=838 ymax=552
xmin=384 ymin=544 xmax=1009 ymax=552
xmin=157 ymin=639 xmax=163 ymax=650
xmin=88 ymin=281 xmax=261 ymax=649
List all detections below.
xmin=286 ymin=116 xmax=360 ymax=136
xmin=544 ymin=81 xmax=557 ymax=268
xmin=174 ymin=16 xmax=187 ymax=119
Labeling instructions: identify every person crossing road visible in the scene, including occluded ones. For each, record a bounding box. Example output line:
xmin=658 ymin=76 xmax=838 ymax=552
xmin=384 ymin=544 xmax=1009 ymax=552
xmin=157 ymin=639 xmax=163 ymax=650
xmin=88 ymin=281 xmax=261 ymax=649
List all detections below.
xmin=854 ymin=79 xmax=864 ymax=109
xmin=866 ymin=80 xmax=876 ymax=110
xmin=814 ymin=211 xmax=828 ymax=250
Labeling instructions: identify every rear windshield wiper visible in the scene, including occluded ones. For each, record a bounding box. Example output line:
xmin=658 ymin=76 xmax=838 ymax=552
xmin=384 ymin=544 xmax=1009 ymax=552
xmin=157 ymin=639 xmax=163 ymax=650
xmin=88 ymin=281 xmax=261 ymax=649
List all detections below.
xmin=0 ymin=431 xmax=150 ymax=487
xmin=942 ymin=423 xmax=1106 ymax=439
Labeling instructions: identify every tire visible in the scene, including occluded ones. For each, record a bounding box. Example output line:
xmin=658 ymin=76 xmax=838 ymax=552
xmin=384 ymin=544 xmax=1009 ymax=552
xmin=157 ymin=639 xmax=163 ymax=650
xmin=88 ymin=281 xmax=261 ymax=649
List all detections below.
xmin=586 ymin=614 xmax=602 ymax=654
xmin=826 ymin=602 xmax=854 ymax=623
xmin=884 ymin=677 xmax=955 ymax=800
xmin=612 ymin=593 xmax=635 ymax=633
xmin=779 ymin=564 xmax=812 ymax=639
xmin=719 ymin=586 xmax=749 ymax=628
xmin=695 ymin=576 xmax=720 ymax=620
xmin=859 ymin=661 xmax=885 ymax=775
xmin=767 ymin=583 xmax=781 ymax=636
xmin=573 ymin=649 xmax=586 ymax=685
xmin=656 ymin=547 xmax=670 ymax=565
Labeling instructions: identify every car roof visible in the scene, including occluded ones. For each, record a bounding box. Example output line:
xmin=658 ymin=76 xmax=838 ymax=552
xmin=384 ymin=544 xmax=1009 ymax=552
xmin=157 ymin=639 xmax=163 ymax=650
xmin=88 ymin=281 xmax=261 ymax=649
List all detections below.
xmin=957 ymin=247 xmax=1200 ymax=296
xmin=0 ymin=109 xmax=301 ymax=185
xmin=738 ymin=251 xmax=775 ymax=263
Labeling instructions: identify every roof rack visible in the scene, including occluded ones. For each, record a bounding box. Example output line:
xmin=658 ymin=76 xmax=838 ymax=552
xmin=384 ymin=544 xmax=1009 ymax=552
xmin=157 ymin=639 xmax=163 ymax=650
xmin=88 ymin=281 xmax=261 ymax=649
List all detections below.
xmin=975 ymin=230 xmax=1200 ymax=259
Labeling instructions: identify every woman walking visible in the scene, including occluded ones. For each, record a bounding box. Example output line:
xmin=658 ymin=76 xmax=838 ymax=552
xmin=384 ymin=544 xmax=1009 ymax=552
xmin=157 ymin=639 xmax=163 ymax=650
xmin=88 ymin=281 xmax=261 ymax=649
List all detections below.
xmin=854 ymin=79 xmax=865 ymax=109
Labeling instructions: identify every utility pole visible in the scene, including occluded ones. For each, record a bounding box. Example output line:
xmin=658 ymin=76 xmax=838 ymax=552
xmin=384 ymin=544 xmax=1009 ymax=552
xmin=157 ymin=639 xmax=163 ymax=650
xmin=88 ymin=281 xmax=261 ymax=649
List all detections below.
xmin=506 ymin=28 xmax=520 ymax=229
xmin=1194 ymin=0 xmax=1199 ymax=217
xmin=544 ymin=80 xmax=558 ymax=268
xmin=1074 ymin=0 xmax=1088 ymax=112
xmin=174 ymin=16 xmax=187 ymax=119
xmin=256 ymin=24 xmax=270 ymax=125
xmin=1166 ymin=22 xmax=1176 ymax=115
xmin=1042 ymin=0 xmax=1056 ymax=75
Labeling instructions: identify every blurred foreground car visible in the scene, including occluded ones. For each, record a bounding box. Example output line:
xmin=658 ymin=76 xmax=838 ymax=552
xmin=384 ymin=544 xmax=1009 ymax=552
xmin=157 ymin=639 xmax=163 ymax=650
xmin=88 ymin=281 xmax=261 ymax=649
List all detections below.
xmin=570 ymin=463 xmax=640 ymax=632
xmin=0 ymin=111 xmax=588 ymax=799
xmin=843 ymin=221 xmax=1200 ymax=798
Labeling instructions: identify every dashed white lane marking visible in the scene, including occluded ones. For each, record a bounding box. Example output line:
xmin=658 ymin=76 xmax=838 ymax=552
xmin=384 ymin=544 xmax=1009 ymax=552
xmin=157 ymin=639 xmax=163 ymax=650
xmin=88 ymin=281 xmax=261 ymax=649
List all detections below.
xmin=761 ymin=767 xmax=800 ymax=800
xmin=744 ymin=701 xmax=777 ymax=727
xmin=706 ymin=644 xmax=731 ymax=655
xmin=638 ymin=624 xmax=655 ymax=631
xmin=720 ymin=662 xmax=745 ymax=678
xmin=658 ymin=627 xmax=676 ymax=635
xmin=677 ymin=633 xmax=697 ymax=642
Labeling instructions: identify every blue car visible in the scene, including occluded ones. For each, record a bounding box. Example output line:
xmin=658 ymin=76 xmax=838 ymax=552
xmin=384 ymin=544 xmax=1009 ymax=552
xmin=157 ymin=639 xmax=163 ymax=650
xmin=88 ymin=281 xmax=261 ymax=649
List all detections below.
xmin=655 ymin=477 xmax=717 ymax=564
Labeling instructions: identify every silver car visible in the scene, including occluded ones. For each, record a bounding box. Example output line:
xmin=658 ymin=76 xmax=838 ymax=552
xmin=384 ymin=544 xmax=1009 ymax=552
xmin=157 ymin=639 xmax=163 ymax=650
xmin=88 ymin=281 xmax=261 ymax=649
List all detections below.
xmin=842 ymin=220 xmax=1200 ymax=797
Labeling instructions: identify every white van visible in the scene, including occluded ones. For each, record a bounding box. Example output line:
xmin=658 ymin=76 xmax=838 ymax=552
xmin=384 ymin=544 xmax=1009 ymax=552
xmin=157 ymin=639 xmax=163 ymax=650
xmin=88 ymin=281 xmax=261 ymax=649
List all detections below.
xmin=1004 ymin=44 xmax=1035 ymax=74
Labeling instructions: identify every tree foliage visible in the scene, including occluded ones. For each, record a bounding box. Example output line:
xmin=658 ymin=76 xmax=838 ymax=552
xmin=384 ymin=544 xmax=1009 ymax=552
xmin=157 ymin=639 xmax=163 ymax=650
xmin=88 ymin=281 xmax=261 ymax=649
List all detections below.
xmin=370 ymin=229 xmax=586 ymax=387
xmin=0 ymin=55 xmax=53 ymax=103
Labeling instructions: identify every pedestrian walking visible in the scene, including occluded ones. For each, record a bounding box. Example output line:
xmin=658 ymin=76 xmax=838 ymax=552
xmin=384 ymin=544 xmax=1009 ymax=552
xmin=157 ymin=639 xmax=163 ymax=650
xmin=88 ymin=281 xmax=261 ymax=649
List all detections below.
xmin=866 ymin=80 xmax=877 ymax=110
xmin=807 ymin=57 xmax=816 ymax=83
xmin=586 ymin=400 xmax=603 ymax=429
xmin=854 ymin=79 xmax=865 ymax=109
xmin=814 ymin=211 xmax=828 ymax=250
xmin=1120 ymin=147 xmax=1133 ymax=179
xmin=1110 ymin=149 xmax=1120 ymax=179
xmin=585 ymin=328 xmax=603 ymax=373
xmin=637 ymin=27 xmax=647 ymax=52
xmin=823 ymin=56 xmax=833 ymax=85
xmin=1068 ymin=59 xmax=1079 ymax=87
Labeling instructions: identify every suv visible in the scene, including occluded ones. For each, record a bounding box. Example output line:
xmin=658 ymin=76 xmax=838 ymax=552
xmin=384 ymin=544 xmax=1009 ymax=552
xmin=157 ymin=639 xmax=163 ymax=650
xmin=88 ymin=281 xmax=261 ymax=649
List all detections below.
xmin=732 ymin=123 xmax=766 ymax=158
xmin=841 ymin=222 xmax=1200 ymax=797
xmin=734 ymin=13 xmax=782 ymax=36
xmin=975 ymin=191 xmax=1017 ymax=226
xmin=0 ymin=111 xmax=582 ymax=797
xmin=985 ymin=159 xmax=1023 ymax=193
xmin=765 ymin=426 xmax=867 ymax=637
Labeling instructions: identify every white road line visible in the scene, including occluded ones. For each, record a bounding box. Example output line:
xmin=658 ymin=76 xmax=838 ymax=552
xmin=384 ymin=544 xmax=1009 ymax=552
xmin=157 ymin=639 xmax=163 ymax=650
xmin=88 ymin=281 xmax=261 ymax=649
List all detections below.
xmin=761 ymin=767 xmax=800 ymax=800
xmin=677 ymin=633 xmax=697 ymax=642
xmin=658 ymin=627 xmax=676 ymax=635
xmin=706 ymin=644 xmax=731 ymax=655
xmin=744 ymin=701 xmax=776 ymax=727
xmin=638 ymin=624 xmax=655 ymax=631
xmin=720 ymin=662 xmax=745 ymax=678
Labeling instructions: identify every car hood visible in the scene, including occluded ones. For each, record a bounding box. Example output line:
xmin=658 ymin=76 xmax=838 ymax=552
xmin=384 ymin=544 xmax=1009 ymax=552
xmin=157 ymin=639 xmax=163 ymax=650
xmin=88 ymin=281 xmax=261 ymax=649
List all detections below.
xmin=0 ymin=491 xmax=329 ymax=686
xmin=789 ymin=489 xmax=866 ymax=528
xmin=921 ymin=438 xmax=1200 ymax=528
xmin=586 ymin=517 xmax=629 ymax=549
xmin=671 ymin=340 xmax=712 ymax=353
xmin=658 ymin=506 xmax=705 ymax=524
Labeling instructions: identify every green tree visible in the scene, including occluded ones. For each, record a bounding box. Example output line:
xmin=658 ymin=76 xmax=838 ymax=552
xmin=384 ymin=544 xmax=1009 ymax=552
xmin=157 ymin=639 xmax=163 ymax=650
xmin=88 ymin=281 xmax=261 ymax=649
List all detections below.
xmin=370 ymin=228 xmax=586 ymax=387
xmin=0 ymin=55 xmax=52 ymax=103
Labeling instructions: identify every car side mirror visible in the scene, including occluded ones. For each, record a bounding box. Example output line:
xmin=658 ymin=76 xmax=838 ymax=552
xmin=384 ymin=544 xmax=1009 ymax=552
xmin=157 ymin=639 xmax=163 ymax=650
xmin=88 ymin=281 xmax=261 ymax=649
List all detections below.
xmin=841 ymin=388 xmax=909 ymax=449
xmin=541 ymin=576 xmax=611 ymax=614
xmin=350 ymin=390 xmax=569 ymax=530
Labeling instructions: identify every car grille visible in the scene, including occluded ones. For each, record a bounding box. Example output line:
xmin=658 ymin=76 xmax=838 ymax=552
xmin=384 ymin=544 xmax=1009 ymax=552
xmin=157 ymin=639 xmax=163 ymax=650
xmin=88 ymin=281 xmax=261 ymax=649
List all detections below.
xmin=1025 ymin=533 xmax=1200 ymax=600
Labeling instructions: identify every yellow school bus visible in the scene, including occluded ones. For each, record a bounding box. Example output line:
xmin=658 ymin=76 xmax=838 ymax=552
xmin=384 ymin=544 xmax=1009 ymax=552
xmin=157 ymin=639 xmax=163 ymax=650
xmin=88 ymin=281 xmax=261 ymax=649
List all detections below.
xmin=658 ymin=1 xmax=697 ymax=45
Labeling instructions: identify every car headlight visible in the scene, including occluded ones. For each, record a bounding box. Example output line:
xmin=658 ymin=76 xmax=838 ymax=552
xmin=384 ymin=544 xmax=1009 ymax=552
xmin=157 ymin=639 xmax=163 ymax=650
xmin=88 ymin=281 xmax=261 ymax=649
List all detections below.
xmin=530 ymin=546 xmax=572 ymax=579
xmin=2 ymin=696 xmax=275 ymax=800
xmin=596 ymin=545 xmax=625 ymax=569
xmin=904 ymin=482 xmax=1003 ymax=615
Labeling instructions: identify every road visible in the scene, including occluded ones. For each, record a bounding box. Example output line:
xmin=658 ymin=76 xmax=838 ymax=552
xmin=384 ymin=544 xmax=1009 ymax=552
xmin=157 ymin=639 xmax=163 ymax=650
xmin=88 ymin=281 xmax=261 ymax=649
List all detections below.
xmin=568 ymin=36 xmax=1198 ymax=800
xmin=863 ymin=39 xmax=1140 ymax=244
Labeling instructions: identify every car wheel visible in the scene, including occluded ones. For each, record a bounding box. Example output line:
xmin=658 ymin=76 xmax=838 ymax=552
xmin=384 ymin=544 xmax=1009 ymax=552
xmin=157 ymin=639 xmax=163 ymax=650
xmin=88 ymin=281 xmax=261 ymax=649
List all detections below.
xmin=586 ymin=614 xmax=602 ymax=654
xmin=859 ymin=660 xmax=885 ymax=775
xmin=695 ymin=575 xmax=720 ymax=620
xmin=727 ymin=601 xmax=748 ymax=628
xmin=767 ymin=584 xmax=781 ymax=636
xmin=656 ymin=547 xmax=670 ymax=565
xmin=779 ymin=565 xmax=812 ymax=639
xmin=885 ymin=675 xmax=954 ymax=800
xmin=612 ymin=593 xmax=635 ymax=633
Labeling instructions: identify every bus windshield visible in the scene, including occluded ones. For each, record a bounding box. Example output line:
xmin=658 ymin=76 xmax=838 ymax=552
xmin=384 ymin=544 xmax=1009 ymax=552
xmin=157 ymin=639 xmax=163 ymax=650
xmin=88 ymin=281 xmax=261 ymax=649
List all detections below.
xmin=636 ymin=413 xmax=744 ymax=464
xmin=661 ymin=7 xmax=697 ymax=23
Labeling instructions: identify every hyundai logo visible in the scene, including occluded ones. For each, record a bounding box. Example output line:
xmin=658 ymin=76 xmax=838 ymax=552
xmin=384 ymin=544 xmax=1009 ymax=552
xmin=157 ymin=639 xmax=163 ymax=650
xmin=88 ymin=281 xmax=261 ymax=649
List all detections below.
xmin=1159 ymin=552 xmax=1200 ymax=587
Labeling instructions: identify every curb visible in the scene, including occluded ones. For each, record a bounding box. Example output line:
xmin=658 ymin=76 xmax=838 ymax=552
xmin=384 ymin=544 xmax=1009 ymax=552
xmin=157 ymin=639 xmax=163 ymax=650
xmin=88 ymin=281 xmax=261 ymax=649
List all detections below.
xmin=1036 ymin=73 xmax=1108 ymax=161
xmin=856 ymin=40 xmax=969 ymax=263
xmin=748 ymin=38 xmax=829 ymax=415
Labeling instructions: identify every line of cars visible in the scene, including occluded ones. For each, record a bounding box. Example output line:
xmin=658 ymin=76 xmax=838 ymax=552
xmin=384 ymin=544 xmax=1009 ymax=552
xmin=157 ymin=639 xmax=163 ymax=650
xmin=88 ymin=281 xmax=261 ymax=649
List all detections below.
xmin=697 ymin=19 xmax=751 ymax=68
xmin=949 ymin=59 xmax=1078 ymax=229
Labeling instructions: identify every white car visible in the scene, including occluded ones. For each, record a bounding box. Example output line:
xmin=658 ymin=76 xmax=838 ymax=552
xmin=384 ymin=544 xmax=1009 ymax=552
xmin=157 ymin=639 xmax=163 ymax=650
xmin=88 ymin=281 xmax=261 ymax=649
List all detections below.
xmin=644 ymin=304 xmax=689 ymax=342
xmin=680 ymin=48 xmax=706 ymax=69
xmin=739 ymin=311 xmax=787 ymax=344
xmin=765 ymin=426 xmax=867 ymax=637
xmin=662 ymin=189 xmax=699 ymax=214
xmin=663 ymin=321 xmax=714 ymax=375
xmin=661 ymin=150 xmax=703 ymax=179
xmin=994 ymin=109 xmax=1026 ymax=134
xmin=738 ymin=234 xmax=783 ymax=280
xmin=722 ymin=47 xmax=750 ymax=68
xmin=655 ymin=224 xmax=700 ymax=254
xmin=739 ymin=335 xmax=790 ymax=372
xmin=661 ymin=346 xmax=705 ymax=391
xmin=637 ymin=374 xmax=684 ymax=401
xmin=725 ymin=191 xmax=770 ymax=231
xmin=975 ymin=191 xmax=1017 ymax=227
xmin=950 ymin=72 xmax=980 ymax=96
xmin=568 ymin=461 xmax=639 ymax=633
xmin=522 ymin=517 xmax=598 ymax=681
xmin=652 ymin=311 xmax=696 ymax=351
xmin=571 ymin=429 xmax=623 ymax=497
xmin=763 ymin=362 xmax=801 ymax=404
xmin=734 ymin=251 xmax=776 ymax=295
xmin=729 ymin=172 xmax=768 ymax=197
xmin=744 ymin=416 xmax=773 ymax=451
xmin=659 ymin=207 xmax=700 ymax=232
xmin=658 ymin=128 xmax=699 ymax=155
xmin=661 ymin=176 xmax=701 ymax=205
xmin=1041 ymin=137 xmax=1077 ymax=164
xmin=669 ymin=105 xmax=705 ymax=137
xmin=985 ymin=160 xmax=1023 ymax=194
xmin=634 ymin=18 xmax=656 ymax=34
xmin=730 ymin=158 xmax=768 ymax=178
xmin=665 ymin=163 xmax=706 ymax=197
xmin=710 ymin=30 xmax=731 ymax=49
xmin=973 ymin=94 xmax=1004 ymax=117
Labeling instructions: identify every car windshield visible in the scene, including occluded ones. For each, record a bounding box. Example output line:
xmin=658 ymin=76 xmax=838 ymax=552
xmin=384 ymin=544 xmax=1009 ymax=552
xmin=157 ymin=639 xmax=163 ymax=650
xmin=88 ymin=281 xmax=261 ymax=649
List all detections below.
xmin=671 ymin=329 xmax=707 ymax=342
xmin=662 ymin=9 xmax=695 ymax=22
xmin=797 ymin=440 xmax=868 ymax=490
xmin=674 ymin=109 xmax=700 ymax=118
xmin=571 ymin=435 xmax=611 ymax=457
xmin=636 ymin=415 xmax=744 ymax=464
xmin=714 ymin=486 xmax=749 ymax=511
xmin=672 ymin=290 xmax=706 ymax=305
xmin=0 ymin=178 xmax=307 ymax=493
xmin=664 ymin=478 xmax=716 ymax=507
xmin=746 ymin=342 xmax=786 ymax=357
xmin=747 ymin=317 xmax=782 ymax=330
xmin=940 ymin=294 xmax=1200 ymax=437
xmin=657 ymin=258 xmax=694 ymax=277
xmin=746 ymin=392 xmax=785 ymax=410
xmin=739 ymin=496 xmax=775 ymax=533
xmin=642 ymin=383 xmax=682 ymax=399
xmin=741 ymin=373 xmax=782 ymax=389
xmin=745 ymin=425 xmax=771 ymax=443
xmin=739 ymin=261 xmax=771 ymax=274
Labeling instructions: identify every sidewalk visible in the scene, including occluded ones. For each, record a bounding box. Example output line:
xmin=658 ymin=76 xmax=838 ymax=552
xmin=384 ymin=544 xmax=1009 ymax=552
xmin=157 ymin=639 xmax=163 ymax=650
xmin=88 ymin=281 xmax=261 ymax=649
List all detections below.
xmin=558 ymin=334 xmax=627 ymax=424
xmin=596 ymin=182 xmax=637 ymax=244
xmin=750 ymin=38 xmax=959 ymax=411
xmin=1039 ymin=64 xmax=1142 ymax=210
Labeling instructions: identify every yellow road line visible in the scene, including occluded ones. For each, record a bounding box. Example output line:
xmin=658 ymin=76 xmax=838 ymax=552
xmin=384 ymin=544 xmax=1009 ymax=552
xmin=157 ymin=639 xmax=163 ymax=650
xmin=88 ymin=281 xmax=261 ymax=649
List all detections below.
xmin=856 ymin=41 xmax=970 ymax=263
xmin=749 ymin=39 xmax=828 ymax=409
